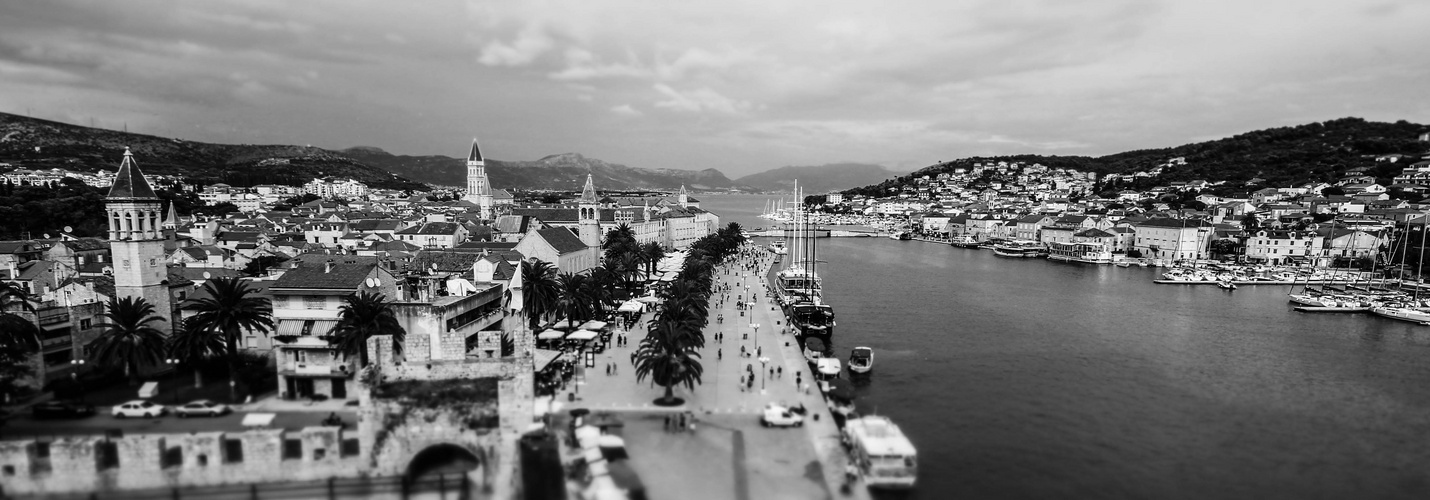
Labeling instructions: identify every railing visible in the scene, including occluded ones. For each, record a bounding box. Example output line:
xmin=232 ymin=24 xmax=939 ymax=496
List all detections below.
xmin=24 ymin=473 xmax=485 ymax=500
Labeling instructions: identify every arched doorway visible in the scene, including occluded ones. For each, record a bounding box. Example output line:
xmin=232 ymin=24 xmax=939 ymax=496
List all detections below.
xmin=406 ymin=443 xmax=482 ymax=481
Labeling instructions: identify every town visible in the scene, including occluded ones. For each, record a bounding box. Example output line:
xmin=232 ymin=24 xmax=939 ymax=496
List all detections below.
xmin=0 ymin=140 xmax=883 ymax=499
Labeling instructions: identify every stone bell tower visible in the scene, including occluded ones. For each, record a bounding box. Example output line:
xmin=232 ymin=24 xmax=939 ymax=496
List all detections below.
xmin=578 ymin=173 xmax=601 ymax=248
xmin=106 ymin=148 xmax=174 ymax=333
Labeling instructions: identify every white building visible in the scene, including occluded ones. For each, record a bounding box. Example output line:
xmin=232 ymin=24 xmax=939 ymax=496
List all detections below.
xmin=304 ymin=177 xmax=369 ymax=199
xmin=1132 ymin=218 xmax=1216 ymax=261
xmin=1243 ymin=230 xmax=1323 ymax=265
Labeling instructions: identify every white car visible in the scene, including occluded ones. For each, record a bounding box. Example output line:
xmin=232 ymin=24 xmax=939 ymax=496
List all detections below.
xmin=761 ymin=403 xmax=805 ymax=428
xmin=175 ymin=400 xmax=230 ymax=418
xmin=112 ymin=400 xmax=166 ymax=418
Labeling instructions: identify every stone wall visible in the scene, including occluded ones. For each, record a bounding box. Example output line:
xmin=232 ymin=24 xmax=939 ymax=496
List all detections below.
xmin=0 ymin=426 xmax=365 ymax=496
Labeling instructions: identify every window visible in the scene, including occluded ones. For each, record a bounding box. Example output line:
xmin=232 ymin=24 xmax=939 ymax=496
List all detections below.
xmin=79 ymin=319 xmax=91 ymax=330
xmin=304 ymin=296 xmax=324 ymax=309
xmin=295 ymin=350 xmax=308 ymax=363
xmin=246 ymin=336 xmax=258 ymax=348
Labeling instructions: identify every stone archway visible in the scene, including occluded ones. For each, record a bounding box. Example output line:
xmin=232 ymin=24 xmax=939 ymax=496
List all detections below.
xmin=405 ymin=443 xmax=483 ymax=481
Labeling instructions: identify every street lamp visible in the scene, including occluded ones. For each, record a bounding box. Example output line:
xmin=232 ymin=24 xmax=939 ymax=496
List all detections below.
xmin=165 ymin=358 xmax=180 ymax=404
xmin=69 ymin=359 xmax=86 ymax=404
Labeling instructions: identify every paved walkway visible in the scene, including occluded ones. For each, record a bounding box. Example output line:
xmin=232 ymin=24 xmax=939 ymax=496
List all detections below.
xmin=565 ymin=244 xmax=870 ymax=500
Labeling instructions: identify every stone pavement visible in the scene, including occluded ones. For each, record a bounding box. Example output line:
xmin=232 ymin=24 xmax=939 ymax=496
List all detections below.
xmin=565 ymin=244 xmax=870 ymax=500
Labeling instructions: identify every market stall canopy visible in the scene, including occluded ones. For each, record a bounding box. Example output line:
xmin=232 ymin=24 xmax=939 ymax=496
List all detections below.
xmin=634 ymin=295 xmax=661 ymax=304
xmin=566 ymin=329 xmax=599 ymax=341
xmin=537 ymin=330 xmax=567 ymax=340
xmin=578 ymin=320 xmax=608 ymax=331
xmin=550 ymin=319 xmax=580 ymax=330
xmin=618 ymin=301 xmax=644 ymax=313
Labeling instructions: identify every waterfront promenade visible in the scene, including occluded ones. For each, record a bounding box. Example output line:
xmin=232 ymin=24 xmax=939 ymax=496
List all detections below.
xmin=562 ymin=245 xmax=868 ymax=500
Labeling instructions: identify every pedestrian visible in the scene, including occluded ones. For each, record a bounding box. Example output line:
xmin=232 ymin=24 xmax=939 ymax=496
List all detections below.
xmin=665 ymin=415 xmax=671 ymax=431
xmin=777 ymin=366 xmax=783 ymax=378
xmin=718 ymin=348 xmax=722 ymax=360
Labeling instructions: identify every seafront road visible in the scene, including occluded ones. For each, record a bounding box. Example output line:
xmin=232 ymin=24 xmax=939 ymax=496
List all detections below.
xmin=565 ymin=245 xmax=869 ymax=500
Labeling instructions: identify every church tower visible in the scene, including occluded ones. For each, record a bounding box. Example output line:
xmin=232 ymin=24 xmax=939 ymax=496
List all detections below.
xmin=678 ymin=184 xmax=689 ymax=208
xmin=463 ymin=138 xmax=493 ymax=219
xmin=578 ymin=173 xmax=601 ymax=248
xmin=106 ymin=148 xmax=174 ymax=334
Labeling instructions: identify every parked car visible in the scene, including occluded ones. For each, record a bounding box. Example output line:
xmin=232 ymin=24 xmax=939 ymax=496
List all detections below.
xmin=761 ymin=403 xmax=805 ymax=428
xmin=112 ymin=400 xmax=166 ymax=418
xmin=174 ymin=400 xmax=230 ymax=418
xmin=31 ymin=400 xmax=97 ymax=419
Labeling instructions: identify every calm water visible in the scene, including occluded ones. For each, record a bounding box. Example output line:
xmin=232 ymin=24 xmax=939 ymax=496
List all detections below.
xmin=701 ymin=194 xmax=1430 ymax=500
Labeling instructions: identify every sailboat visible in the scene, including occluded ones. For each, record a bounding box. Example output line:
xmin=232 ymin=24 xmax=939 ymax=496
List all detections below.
xmin=1371 ymin=217 xmax=1430 ymax=324
xmin=776 ymin=181 xmax=836 ymax=339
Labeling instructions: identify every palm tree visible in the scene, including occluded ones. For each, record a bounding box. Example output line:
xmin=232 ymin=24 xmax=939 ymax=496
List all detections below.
xmin=640 ymin=241 xmax=665 ymax=278
xmin=88 ymin=297 xmax=168 ymax=385
xmin=521 ymin=259 xmax=561 ymax=329
xmin=633 ymin=317 xmax=704 ymax=406
xmin=185 ymin=277 xmax=273 ymax=399
xmin=613 ymin=251 xmax=644 ymax=295
xmin=585 ymin=266 xmax=617 ymax=317
xmin=556 ymin=273 xmax=594 ymax=324
xmin=0 ymin=281 xmax=40 ymax=352
xmin=330 ymin=291 xmax=405 ymax=368
xmin=167 ymin=317 xmax=225 ymax=389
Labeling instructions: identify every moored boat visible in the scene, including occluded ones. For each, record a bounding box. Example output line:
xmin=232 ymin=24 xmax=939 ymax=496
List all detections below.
xmin=992 ymin=239 xmax=1046 ymax=258
xmin=1370 ymin=304 xmax=1430 ymax=324
xmin=949 ymin=235 xmax=980 ymax=248
xmin=844 ymin=416 xmax=918 ymax=489
xmin=849 ymin=347 xmax=873 ymax=374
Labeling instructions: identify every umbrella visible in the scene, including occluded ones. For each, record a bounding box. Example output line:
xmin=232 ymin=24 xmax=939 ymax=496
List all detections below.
xmin=634 ymin=295 xmax=660 ymax=303
xmin=579 ymin=320 xmax=608 ymax=331
xmin=550 ymin=319 xmax=580 ymax=330
xmin=618 ymin=301 xmax=644 ymax=313
xmin=537 ymin=330 xmax=567 ymax=340
xmin=566 ymin=329 xmax=599 ymax=341
xmin=597 ymin=434 xmax=625 ymax=449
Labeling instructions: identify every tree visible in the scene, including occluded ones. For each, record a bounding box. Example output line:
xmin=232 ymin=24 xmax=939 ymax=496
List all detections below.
xmin=167 ymin=317 xmax=226 ymax=389
xmin=184 ymin=277 xmax=274 ymax=399
xmin=330 ymin=291 xmax=405 ymax=368
xmin=632 ymin=318 xmax=704 ymax=406
xmin=0 ymin=281 xmax=40 ymax=352
xmin=88 ymin=297 xmax=168 ymax=385
xmin=242 ymin=255 xmax=287 ymax=276
xmin=640 ymin=242 xmax=665 ymax=278
xmin=520 ymin=260 xmax=561 ymax=329
xmin=555 ymin=273 xmax=594 ymax=323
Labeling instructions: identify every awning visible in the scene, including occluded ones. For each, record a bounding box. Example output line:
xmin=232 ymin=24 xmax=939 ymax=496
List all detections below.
xmin=275 ymin=319 xmax=337 ymax=337
xmin=566 ymin=329 xmax=599 ymax=341
xmin=578 ymin=320 xmax=608 ymax=331
xmin=617 ymin=301 xmax=644 ymax=313
xmin=537 ymin=330 xmax=567 ymax=340
xmin=534 ymin=349 xmax=565 ymax=371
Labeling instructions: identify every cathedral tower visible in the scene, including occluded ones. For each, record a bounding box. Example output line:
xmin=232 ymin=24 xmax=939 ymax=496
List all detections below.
xmin=578 ymin=173 xmax=601 ymax=248
xmin=463 ymin=138 xmax=493 ymax=219
xmin=106 ymin=148 xmax=174 ymax=334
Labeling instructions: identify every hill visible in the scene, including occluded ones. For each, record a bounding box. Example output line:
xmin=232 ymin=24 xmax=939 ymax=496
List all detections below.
xmin=846 ymin=117 xmax=1430 ymax=197
xmin=0 ymin=112 xmax=425 ymax=190
xmin=732 ymin=162 xmax=900 ymax=193
xmin=341 ymin=148 xmax=744 ymax=191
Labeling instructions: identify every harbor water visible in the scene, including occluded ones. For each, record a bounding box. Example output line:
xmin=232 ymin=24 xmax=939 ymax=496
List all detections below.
xmin=701 ymin=194 xmax=1430 ymax=499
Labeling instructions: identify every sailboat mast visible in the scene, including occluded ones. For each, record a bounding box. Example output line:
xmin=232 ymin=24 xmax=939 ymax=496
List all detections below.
xmin=1417 ymin=216 xmax=1428 ymax=302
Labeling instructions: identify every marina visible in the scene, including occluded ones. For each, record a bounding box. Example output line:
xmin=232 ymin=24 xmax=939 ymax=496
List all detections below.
xmin=703 ymin=194 xmax=1430 ymax=499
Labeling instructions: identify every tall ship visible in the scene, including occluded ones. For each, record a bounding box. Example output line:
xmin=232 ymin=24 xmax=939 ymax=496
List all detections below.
xmin=845 ymin=415 xmax=918 ymax=489
xmin=776 ymin=181 xmax=836 ymax=338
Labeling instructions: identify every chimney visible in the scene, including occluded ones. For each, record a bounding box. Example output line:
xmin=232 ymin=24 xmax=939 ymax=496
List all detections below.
xmin=324 ymin=259 xmax=335 ymax=274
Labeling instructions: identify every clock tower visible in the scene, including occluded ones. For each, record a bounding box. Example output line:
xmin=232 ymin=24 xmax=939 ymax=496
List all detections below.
xmin=106 ymin=148 xmax=174 ymax=333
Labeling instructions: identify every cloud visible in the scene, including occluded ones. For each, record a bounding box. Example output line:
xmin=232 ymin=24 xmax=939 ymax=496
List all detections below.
xmin=478 ymin=25 xmax=554 ymax=66
xmin=610 ymin=104 xmax=641 ymax=116
xmin=652 ymin=84 xmax=755 ymax=114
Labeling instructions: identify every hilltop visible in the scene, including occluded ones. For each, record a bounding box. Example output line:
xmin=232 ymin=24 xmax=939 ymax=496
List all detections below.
xmin=341 ymin=148 xmax=742 ymax=191
xmin=847 ymin=117 xmax=1430 ymax=197
xmin=0 ymin=112 xmax=424 ymax=190
xmin=732 ymin=162 xmax=901 ymax=193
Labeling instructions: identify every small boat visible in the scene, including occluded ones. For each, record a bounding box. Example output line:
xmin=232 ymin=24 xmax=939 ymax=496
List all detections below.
xmin=949 ymin=235 xmax=980 ymax=248
xmin=1115 ymin=261 xmax=1131 ymax=268
xmin=1217 ymin=280 xmax=1236 ymax=290
xmin=849 ymin=347 xmax=873 ymax=374
xmin=768 ymin=240 xmax=788 ymax=255
xmin=815 ymin=358 xmax=842 ymax=379
xmin=1370 ymin=305 xmax=1430 ymax=324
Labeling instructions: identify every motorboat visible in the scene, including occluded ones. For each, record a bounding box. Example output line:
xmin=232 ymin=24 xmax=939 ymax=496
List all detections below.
xmin=848 ymin=347 xmax=873 ymax=374
xmin=1217 ymin=280 xmax=1237 ymax=290
xmin=992 ymin=239 xmax=1047 ymax=258
xmin=949 ymin=235 xmax=980 ymax=248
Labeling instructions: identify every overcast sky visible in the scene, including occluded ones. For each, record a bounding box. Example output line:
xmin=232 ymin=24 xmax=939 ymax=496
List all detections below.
xmin=1 ymin=1 xmax=1427 ymax=177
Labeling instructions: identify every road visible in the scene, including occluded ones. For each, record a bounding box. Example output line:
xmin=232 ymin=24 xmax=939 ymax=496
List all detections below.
xmin=2 ymin=409 xmax=358 ymax=439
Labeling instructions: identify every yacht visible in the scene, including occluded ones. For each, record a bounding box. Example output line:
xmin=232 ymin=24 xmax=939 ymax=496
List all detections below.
xmin=768 ymin=240 xmax=788 ymax=255
xmin=1370 ymin=303 xmax=1430 ymax=324
xmin=845 ymin=416 xmax=918 ymax=489
xmin=848 ymin=347 xmax=873 ymax=374
xmin=949 ymin=235 xmax=980 ymax=248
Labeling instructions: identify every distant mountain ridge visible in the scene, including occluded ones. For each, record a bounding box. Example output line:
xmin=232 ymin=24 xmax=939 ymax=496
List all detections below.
xmin=0 ymin=112 xmax=424 ymax=190
xmin=341 ymin=148 xmax=741 ymax=191
xmin=846 ymin=117 xmax=1430 ymax=197
xmin=732 ymin=162 xmax=900 ymax=193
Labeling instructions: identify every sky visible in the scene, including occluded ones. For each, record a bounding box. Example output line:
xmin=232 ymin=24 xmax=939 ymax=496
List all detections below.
xmin=1 ymin=0 xmax=1428 ymax=178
